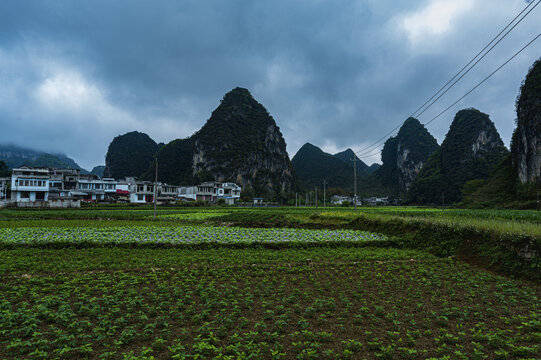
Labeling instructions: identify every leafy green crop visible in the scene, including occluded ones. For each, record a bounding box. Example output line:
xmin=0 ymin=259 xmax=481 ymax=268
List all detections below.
xmin=0 ymin=247 xmax=539 ymax=359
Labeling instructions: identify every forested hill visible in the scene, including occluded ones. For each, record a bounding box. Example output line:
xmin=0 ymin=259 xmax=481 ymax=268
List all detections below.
xmin=146 ymin=88 xmax=296 ymax=200
xmin=408 ymin=109 xmax=508 ymax=204
xmin=292 ymin=143 xmax=355 ymax=190
xmin=374 ymin=117 xmax=439 ymax=195
xmin=0 ymin=144 xmax=87 ymax=173
xmin=333 ymin=149 xmax=372 ymax=175
xmin=104 ymin=131 xmax=159 ymax=179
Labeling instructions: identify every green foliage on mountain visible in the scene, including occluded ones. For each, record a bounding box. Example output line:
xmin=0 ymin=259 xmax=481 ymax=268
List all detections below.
xmin=333 ymin=149 xmax=371 ymax=175
xmin=292 ymin=143 xmax=354 ymax=190
xmin=104 ymin=131 xmax=159 ymax=179
xmin=0 ymin=144 xmax=86 ymax=172
xmin=408 ymin=109 xmax=508 ymax=205
xmin=375 ymin=117 xmax=439 ymax=194
xmin=459 ymin=155 xmax=526 ymax=208
xmin=0 ymin=144 xmax=43 ymax=169
xmin=31 ymin=153 xmax=87 ymax=173
xmin=147 ymin=88 xmax=295 ymax=200
xmin=90 ymin=166 xmax=106 ymax=178
xmin=368 ymin=163 xmax=381 ymax=173
xmin=151 ymin=138 xmax=195 ymax=185
xmin=290 ymin=144 xmax=391 ymax=198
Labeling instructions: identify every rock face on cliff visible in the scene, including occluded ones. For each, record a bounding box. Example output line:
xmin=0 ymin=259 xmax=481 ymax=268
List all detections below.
xmin=155 ymin=88 xmax=295 ymax=199
xmin=512 ymin=59 xmax=541 ymax=184
xmin=409 ymin=109 xmax=508 ymax=204
xmin=104 ymin=131 xmax=159 ymax=179
xmin=376 ymin=117 xmax=439 ymax=194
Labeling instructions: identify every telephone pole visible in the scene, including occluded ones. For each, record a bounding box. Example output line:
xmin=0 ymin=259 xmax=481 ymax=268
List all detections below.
xmin=323 ymin=180 xmax=327 ymax=207
xmin=442 ymin=192 xmax=445 ymax=212
xmin=153 ymin=157 xmax=158 ymax=220
xmin=351 ymin=157 xmax=357 ymax=212
xmin=295 ymin=192 xmax=298 ymax=207
xmin=315 ymin=187 xmax=318 ymax=208
xmin=532 ymin=183 xmax=541 ymax=211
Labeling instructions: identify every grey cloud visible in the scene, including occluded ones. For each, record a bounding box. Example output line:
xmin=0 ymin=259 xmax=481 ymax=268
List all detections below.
xmin=0 ymin=0 xmax=539 ymax=169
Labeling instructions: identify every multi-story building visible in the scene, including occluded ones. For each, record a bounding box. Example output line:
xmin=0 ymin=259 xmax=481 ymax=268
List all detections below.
xmin=10 ymin=166 xmax=50 ymax=203
xmin=178 ymin=186 xmax=197 ymax=201
xmin=49 ymin=168 xmax=80 ymax=199
xmin=77 ymin=174 xmax=119 ymax=201
xmin=157 ymin=184 xmax=179 ymax=204
xmin=0 ymin=177 xmax=9 ymax=202
xmin=6 ymin=166 xmax=241 ymax=206
xmin=196 ymin=181 xmax=241 ymax=204
xmin=114 ymin=180 xmax=131 ymax=202
xmin=196 ymin=181 xmax=218 ymax=202
xmin=217 ymin=182 xmax=241 ymax=205
xmin=129 ymin=180 xmax=155 ymax=203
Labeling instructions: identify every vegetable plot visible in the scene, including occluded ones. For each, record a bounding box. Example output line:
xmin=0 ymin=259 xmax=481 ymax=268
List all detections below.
xmin=0 ymin=225 xmax=388 ymax=247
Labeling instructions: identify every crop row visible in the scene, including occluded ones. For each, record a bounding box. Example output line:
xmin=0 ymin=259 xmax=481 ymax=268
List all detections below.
xmin=1 ymin=250 xmax=539 ymax=359
xmin=0 ymin=225 xmax=388 ymax=247
xmin=3 ymin=206 xmax=540 ymax=223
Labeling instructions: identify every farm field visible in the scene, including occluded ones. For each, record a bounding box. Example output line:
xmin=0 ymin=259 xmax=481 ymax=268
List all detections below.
xmin=0 ymin=206 xmax=540 ymax=359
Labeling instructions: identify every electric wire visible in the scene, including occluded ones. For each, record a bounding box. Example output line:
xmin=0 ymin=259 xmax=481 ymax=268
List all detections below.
xmin=422 ymin=32 xmax=541 ymax=128
xmin=353 ymin=0 xmax=540 ymax=158
xmin=358 ymin=32 xmax=541 ymax=159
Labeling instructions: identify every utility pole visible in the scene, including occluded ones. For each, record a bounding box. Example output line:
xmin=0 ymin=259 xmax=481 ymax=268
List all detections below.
xmin=153 ymin=157 xmax=158 ymax=220
xmin=306 ymin=193 xmax=308 ymax=207
xmin=442 ymin=191 xmax=445 ymax=212
xmin=323 ymin=180 xmax=327 ymax=207
xmin=351 ymin=157 xmax=357 ymax=212
xmin=295 ymin=192 xmax=298 ymax=207
xmin=315 ymin=187 xmax=318 ymax=208
xmin=537 ymin=182 xmax=541 ymax=211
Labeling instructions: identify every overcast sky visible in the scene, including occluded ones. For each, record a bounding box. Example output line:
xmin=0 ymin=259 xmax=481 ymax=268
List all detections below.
xmin=0 ymin=0 xmax=539 ymax=169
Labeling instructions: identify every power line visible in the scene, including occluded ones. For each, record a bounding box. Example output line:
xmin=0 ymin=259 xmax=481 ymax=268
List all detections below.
xmin=358 ymin=147 xmax=385 ymax=160
xmin=413 ymin=0 xmax=541 ymax=120
xmin=423 ymin=32 xmax=541 ymax=128
xmin=353 ymin=0 xmax=540 ymax=158
xmin=358 ymin=32 xmax=541 ymax=159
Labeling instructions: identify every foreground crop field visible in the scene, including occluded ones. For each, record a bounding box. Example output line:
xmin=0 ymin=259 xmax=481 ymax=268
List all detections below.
xmin=1 ymin=247 xmax=540 ymax=359
xmin=0 ymin=206 xmax=540 ymax=359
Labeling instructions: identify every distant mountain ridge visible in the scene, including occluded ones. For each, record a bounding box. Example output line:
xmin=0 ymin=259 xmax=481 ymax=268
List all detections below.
xmin=292 ymin=143 xmax=356 ymax=190
xmin=0 ymin=144 xmax=88 ymax=173
xmin=91 ymin=165 xmax=106 ymax=178
xmin=333 ymin=149 xmax=376 ymax=175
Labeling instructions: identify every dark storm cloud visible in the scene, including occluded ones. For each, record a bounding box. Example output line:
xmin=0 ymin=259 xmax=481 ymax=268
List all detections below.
xmin=0 ymin=0 xmax=539 ymax=169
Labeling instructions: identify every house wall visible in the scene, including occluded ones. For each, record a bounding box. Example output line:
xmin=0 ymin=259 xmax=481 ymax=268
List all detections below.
xmin=49 ymin=199 xmax=81 ymax=208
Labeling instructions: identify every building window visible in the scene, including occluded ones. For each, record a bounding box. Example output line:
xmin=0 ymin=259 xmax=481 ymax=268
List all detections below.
xmin=137 ymin=194 xmax=144 ymax=201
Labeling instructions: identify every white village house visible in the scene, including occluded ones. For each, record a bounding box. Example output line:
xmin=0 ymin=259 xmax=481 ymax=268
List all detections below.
xmin=5 ymin=166 xmax=242 ymax=207
xmin=11 ymin=167 xmax=50 ymax=203
xmin=196 ymin=181 xmax=241 ymax=204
